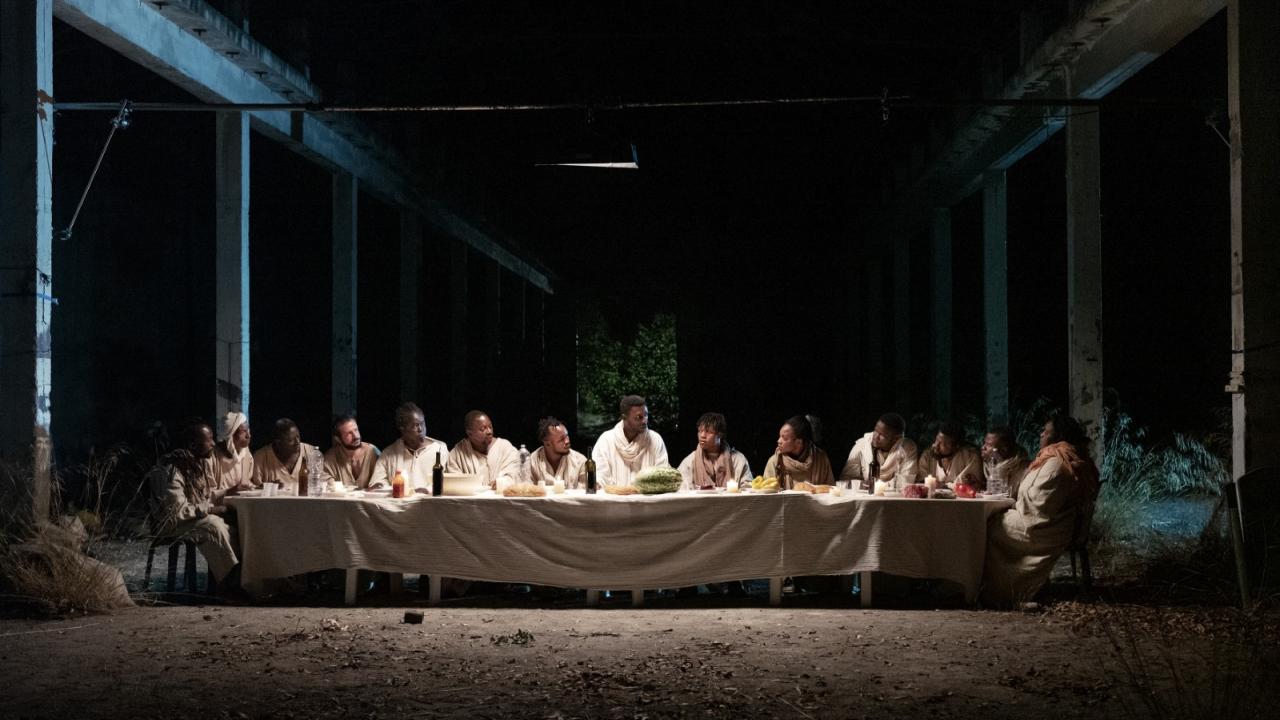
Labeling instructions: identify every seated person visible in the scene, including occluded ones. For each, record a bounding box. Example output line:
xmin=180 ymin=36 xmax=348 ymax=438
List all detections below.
xmin=981 ymin=425 xmax=1029 ymax=496
xmin=839 ymin=412 xmax=918 ymax=489
xmin=983 ymin=414 xmax=1100 ymax=606
xmin=763 ymin=414 xmax=834 ymax=488
xmin=529 ymin=416 xmax=588 ymax=488
xmin=446 ymin=410 xmax=521 ymax=490
xmin=323 ymin=412 xmax=380 ymax=489
xmin=370 ymin=402 xmax=449 ymax=491
xmin=677 ymin=412 xmax=752 ymax=488
xmin=213 ymin=411 xmax=254 ymax=501
xmin=591 ymin=395 xmax=669 ymax=487
xmin=916 ymin=421 xmax=983 ymax=489
xmin=251 ymin=418 xmax=330 ymax=490
xmin=146 ymin=419 xmax=241 ymax=591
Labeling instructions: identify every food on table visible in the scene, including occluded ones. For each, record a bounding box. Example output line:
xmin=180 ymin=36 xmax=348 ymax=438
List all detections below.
xmin=634 ymin=467 xmax=684 ymax=495
xmin=901 ymin=483 xmax=929 ymax=499
xmin=792 ymin=481 xmax=833 ymax=494
xmin=603 ymin=484 xmax=638 ymax=495
xmin=502 ymin=483 xmax=546 ymax=497
xmin=932 ymin=488 xmax=956 ymax=499
xmin=954 ymin=482 xmax=977 ymax=499
xmin=750 ymin=476 xmax=780 ymax=491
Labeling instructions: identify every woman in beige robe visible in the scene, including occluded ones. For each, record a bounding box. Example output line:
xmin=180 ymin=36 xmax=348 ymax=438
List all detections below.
xmin=762 ymin=414 xmax=834 ymax=488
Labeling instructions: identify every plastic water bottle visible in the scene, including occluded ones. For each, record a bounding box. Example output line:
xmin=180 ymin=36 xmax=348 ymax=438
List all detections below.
xmin=985 ymin=458 xmax=1004 ymax=495
xmin=518 ymin=444 xmax=531 ymax=484
xmin=306 ymin=446 xmax=324 ymax=496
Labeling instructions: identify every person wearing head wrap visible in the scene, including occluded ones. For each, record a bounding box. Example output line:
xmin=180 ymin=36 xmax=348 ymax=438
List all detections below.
xmin=212 ymin=411 xmax=255 ymax=502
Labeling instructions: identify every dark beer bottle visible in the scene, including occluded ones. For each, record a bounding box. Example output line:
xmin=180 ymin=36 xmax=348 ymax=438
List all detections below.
xmin=432 ymin=451 xmax=444 ymax=497
xmin=585 ymin=459 xmax=597 ymax=494
xmin=864 ymin=456 xmax=880 ymax=493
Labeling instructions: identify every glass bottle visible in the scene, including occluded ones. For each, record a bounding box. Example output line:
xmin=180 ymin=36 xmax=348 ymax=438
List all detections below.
xmin=391 ymin=470 xmax=406 ymax=499
xmin=585 ymin=459 xmax=597 ymax=494
xmin=432 ymin=451 xmax=444 ymax=497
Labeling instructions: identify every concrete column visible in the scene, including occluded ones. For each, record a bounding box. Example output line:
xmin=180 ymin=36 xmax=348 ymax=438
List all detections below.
xmin=214 ymin=112 xmax=250 ymax=420
xmin=331 ymin=171 xmax=357 ymax=415
xmin=1227 ymin=0 xmax=1280 ymax=475
xmin=448 ymin=240 xmax=469 ymax=415
xmin=1065 ymin=84 xmax=1104 ymax=442
xmin=0 ymin=0 xmax=54 ymax=529
xmin=399 ymin=212 xmax=422 ymax=402
xmin=930 ymin=208 xmax=953 ymax=419
xmin=982 ymin=171 xmax=1010 ymax=426
xmin=892 ymin=232 xmax=911 ymax=412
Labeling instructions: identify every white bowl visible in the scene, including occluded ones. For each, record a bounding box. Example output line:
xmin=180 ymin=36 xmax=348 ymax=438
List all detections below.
xmin=443 ymin=472 xmax=483 ymax=496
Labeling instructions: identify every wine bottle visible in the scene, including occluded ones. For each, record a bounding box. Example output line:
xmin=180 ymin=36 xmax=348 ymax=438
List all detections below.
xmin=432 ymin=451 xmax=444 ymax=497
xmin=585 ymin=459 xmax=597 ymax=494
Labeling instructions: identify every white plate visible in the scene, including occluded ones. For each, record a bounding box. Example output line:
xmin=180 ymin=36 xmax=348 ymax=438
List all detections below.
xmin=238 ymin=490 xmax=262 ymax=497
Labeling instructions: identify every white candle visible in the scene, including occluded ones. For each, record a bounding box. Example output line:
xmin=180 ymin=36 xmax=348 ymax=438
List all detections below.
xmin=831 ymin=483 xmax=844 ymax=497
xmin=874 ymin=480 xmax=888 ymax=496
xmin=553 ymin=478 xmax=566 ymax=494
xmin=726 ymin=479 xmax=739 ymax=493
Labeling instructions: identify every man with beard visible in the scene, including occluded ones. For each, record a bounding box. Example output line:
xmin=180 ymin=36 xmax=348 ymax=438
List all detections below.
xmin=213 ymin=411 xmax=254 ymax=501
xmin=916 ymin=421 xmax=983 ymax=489
xmin=838 ymin=413 xmax=919 ymax=489
xmin=323 ymin=412 xmax=380 ymax=489
xmin=147 ymin=419 xmax=242 ymax=589
xmin=446 ymin=410 xmax=521 ymax=490
xmin=252 ymin=418 xmax=329 ymax=489
xmin=370 ymin=402 xmax=449 ymax=491
xmin=981 ymin=425 xmax=1029 ymax=496
xmin=528 ymin=416 xmax=588 ymax=488
xmin=591 ymin=395 xmax=669 ymax=487
xmin=677 ymin=412 xmax=752 ymax=488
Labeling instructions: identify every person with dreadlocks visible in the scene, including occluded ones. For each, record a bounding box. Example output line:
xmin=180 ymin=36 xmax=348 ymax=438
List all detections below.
xmin=146 ymin=418 xmax=242 ymax=589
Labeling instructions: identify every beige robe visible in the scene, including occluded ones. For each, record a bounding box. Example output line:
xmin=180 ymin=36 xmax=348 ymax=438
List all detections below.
xmin=212 ymin=443 xmax=254 ymax=503
xmin=839 ymin=432 xmax=919 ymax=489
xmin=762 ymin=447 xmax=835 ymax=488
xmin=370 ymin=437 xmax=449 ymax=491
xmin=916 ymin=445 xmax=983 ymax=488
xmin=251 ymin=443 xmax=329 ymax=489
xmin=677 ymin=448 xmax=752 ymax=487
xmin=146 ymin=457 xmax=238 ymax=581
xmin=446 ymin=437 xmax=521 ymax=489
xmin=983 ymin=455 xmax=1087 ymax=605
xmin=590 ymin=422 xmax=669 ymax=486
xmin=529 ymin=447 xmax=588 ymax=487
xmin=323 ymin=442 xmax=380 ymax=489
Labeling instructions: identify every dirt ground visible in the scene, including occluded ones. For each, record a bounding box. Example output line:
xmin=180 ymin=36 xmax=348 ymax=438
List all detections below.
xmin=4 ymin=588 xmax=1268 ymax=720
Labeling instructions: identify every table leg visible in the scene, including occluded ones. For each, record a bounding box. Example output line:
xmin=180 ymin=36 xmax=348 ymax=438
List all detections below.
xmin=860 ymin=571 xmax=873 ymax=608
xmin=769 ymin=577 xmax=782 ymax=606
xmin=631 ymin=589 xmax=644 ymax=608
xmin=389 ymin=573 xmax=403 ymax=597
xmin=428 ymin=575 xmax=442 ymax=606
xmin=344 ymin=569 xmax=359 ymax=606
xmin=585 ymin=590 xmax=600 ymax=606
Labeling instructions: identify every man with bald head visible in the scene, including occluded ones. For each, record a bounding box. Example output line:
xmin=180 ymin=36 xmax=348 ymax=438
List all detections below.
xmin=446 ymin=410 xmax=521 ymax=490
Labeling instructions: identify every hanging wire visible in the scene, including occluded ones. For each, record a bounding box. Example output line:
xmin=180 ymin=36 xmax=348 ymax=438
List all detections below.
xmin=59 ymin=100 xmax=132 ymax=242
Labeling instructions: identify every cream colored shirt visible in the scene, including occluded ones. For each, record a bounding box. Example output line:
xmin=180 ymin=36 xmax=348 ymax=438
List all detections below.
xmin=446 ymin=437 xmax=522 ymax=489
xmin=529 ymin=447 xmax=588 ymax=487
xmin=251 ymin=443 xmax=329 ymax=488
xmin=323 ymin=442 xmax=380 ymax=489
xmin=370 ymin=437 xmax=449 ymax=491
xmin=838 ymin=432 xmax=919 ymax=489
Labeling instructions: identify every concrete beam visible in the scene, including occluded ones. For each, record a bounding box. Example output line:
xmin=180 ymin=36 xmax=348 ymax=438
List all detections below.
xmin=52 ymin=0 xmax=552 ymax=293
xmin=0 ymin=0 xmax=54 ymax=528
xmin=1065 ymin=89 xmax=1104 ymax=442
xmin=1227 ymin=0 xmax=1280 ymax=475
xmin=332 ymin=172 xmax=357 ymax=416
xmin=214 ymin=111 xmax=250 ymax=420
xmin=982 ymin=172 xmax=1011 ymax=426
xmin=930 ymin=208 xmax=953 ymax=419
xmin=399 ymin=212 xmax=422 ymax=403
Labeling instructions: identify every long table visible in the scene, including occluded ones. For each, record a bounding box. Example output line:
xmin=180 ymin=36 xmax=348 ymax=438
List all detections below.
xmin=226 ymin=490 xmax=1012 ymax=607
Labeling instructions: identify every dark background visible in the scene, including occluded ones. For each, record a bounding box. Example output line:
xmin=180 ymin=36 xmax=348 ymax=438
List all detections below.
xmin=47 ymin=1 xmax=1229 ymax=472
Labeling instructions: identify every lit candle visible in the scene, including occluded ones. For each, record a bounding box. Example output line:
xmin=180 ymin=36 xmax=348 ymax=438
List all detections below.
xmin=924 ymin=475 xmax=938 ymax=495
xmin=726 ymin=479 xmax=739 ymax=493
xmin=874 ymin=480 xmax=888 ymax=496
xmin=553 ymin=478 xmax=566 ymax=494
xmin=831 ymin=483 xmax=845 ymax=497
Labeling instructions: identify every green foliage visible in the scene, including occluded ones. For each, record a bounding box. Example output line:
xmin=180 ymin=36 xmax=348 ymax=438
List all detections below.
xmin=575 ymin=309 xmax=679 ymax=434
xmin=1102 ymin=409 xmax=1227 ymax=501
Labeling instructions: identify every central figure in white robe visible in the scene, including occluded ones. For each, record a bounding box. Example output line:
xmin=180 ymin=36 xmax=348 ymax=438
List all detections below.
xmin=590 ymin=395 xmax=669 ymax=487
xmin=446 ymin=410 xmax=521 ymax=490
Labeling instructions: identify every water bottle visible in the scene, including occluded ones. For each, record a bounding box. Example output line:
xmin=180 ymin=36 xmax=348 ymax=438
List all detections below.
xmin=985 ymin=457 xmax=1004 ymax=495
xmin=518 ymin=444 xmax=531 ymax=484
xmin=306 ymin=446 xmax=324 ymax=496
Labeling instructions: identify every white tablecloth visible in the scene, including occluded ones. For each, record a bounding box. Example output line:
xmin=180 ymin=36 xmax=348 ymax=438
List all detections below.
xmin=227 ymin=491 xmax=1012 ymax=600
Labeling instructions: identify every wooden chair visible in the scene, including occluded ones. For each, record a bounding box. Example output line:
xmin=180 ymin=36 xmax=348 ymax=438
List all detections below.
xmin=1068 ymin=499 xmax=1097 ymax=591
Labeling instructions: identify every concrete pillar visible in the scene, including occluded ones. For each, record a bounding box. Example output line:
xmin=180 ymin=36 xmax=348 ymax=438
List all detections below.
xmin=448 ymin=240 xmax=468 ymax=415
xmin=0 ymin=0 xmax=54 ymax=529
xmin=399 ymin=212 xmax=422 ymax=402
xmin=331 ymin=171 xmax=357 ymax=415
xmin=1065 ymin=82 xmax=1104 ymax=443
xmin=214 ymin=112 xmax=250 ymax=420
xmin=892 ymin=232 xmax=911 ymax=412
xmin=982 ymin=171 xmax=1010 ymax=426
xmin=930 ymin=208 xmax=953 ymax=419
xmin=1227 ymin=0 xmax=1280 ymax=475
